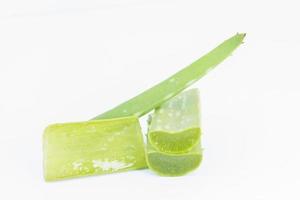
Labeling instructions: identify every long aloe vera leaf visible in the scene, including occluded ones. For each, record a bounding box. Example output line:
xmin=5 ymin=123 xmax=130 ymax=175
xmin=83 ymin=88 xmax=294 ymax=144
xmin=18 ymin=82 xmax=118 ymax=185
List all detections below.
xmin=147 ymin=142 xmax=202 ymax=176
xmin=43 ymin=116 xmax=146 ymax=181
xmin=148 ymin=88 xmax=201 ymax=153
xmin=93 ymin=33 xmax=245 ymax=120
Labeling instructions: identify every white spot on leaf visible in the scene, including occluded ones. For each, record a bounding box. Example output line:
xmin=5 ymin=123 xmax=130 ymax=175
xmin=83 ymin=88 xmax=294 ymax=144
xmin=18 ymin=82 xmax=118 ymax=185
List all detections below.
xmin=92 ymin=160 xmax=133 ymax=171
xmin=72 ymin=161 xmax=83 ymax=170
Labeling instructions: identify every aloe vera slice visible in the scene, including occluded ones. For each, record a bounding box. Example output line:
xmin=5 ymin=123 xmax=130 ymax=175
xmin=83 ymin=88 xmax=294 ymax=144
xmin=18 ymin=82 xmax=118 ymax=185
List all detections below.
xmin=93 ymin=33 xmax=245 ymax=120
xmin=147 ymin=142 xmax=202 ymax=176
xmin=43 ymin=116 xmax=146 ymax=181
xmin=148 ymin=88 xmax=201 ymax=153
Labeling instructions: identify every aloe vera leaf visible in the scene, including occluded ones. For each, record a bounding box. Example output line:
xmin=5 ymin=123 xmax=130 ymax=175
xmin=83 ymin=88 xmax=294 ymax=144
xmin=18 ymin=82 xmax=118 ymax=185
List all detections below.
xmin=93 ymin=33 xmax=245 ymax=120
xmin=148 ymin=88 xmax=201 ymax=153
xmin=146 ymin=141 xmax=202 ymax=176
xmin=43 ymin=116 xmax=146 ymax=181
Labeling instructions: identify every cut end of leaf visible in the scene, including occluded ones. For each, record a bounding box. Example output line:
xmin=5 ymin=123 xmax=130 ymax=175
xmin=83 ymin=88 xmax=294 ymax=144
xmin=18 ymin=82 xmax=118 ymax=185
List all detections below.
xmin=148 ymin=127 xmax=201 ymax=153
xmin=147 ymin=148 xmax=202 ymax=176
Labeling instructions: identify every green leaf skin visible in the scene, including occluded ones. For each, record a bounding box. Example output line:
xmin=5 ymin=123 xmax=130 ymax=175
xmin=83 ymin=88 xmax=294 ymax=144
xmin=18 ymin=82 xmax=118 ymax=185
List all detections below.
xmin=93 ymin=33 xmax=245 ymax=120
xmin=43 ymin=116 xmax=146 ymax=181
xmin=148 ymin=88 xmax=201 ymax=154
xmin=146 ymin=142 xmax=202 ymax=176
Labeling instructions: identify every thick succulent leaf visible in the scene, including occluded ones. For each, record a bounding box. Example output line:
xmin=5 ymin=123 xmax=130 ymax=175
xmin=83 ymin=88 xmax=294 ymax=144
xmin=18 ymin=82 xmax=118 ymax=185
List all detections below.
xmin=43 ymin=116 xmax=146 ymax=181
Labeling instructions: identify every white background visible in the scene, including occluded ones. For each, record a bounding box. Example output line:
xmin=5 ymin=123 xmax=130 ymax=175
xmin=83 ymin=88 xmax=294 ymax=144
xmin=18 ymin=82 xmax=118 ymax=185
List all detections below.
xmin=0 ymin=0 xmax=300 ymax=199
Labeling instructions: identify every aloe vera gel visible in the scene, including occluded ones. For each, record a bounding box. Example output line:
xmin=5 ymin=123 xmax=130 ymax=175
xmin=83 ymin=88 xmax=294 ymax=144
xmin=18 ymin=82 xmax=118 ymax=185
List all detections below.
xmin=147 ymin=143 xmax=202 ymax=176
xmin=43 ymin=117 xmax=146 ymax=181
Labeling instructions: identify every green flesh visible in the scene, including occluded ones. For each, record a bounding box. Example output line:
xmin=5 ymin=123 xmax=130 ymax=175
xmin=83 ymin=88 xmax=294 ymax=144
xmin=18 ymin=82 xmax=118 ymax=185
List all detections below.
xmin=93 ymin=33 xmax=245 ymax=120
xmin=43 ymin=116 xmax=146 ymax=181
xmin=148 ymin=89 xmax=201 ymax=153
xmin=147 ymin=143 xmax=202 ymax=176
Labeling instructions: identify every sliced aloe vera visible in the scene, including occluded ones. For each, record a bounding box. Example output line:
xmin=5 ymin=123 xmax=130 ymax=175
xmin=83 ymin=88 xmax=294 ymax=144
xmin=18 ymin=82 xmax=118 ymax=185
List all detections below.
xmin=93 ymin=33 xmax=245 ymax=120
xmin=43 ymin=116 xmax=146 ymax=181
xmin=148 ymin=88 xmax=201 ymax=153
xmin=147 ymin=142 xmax=202 ymax=176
